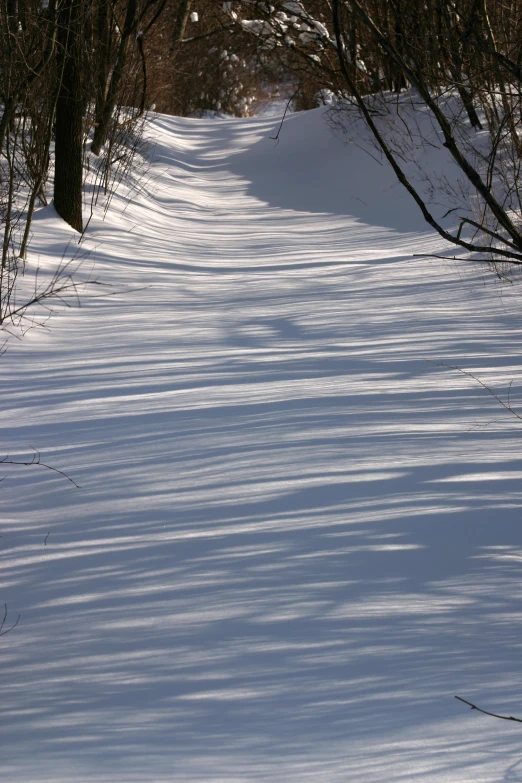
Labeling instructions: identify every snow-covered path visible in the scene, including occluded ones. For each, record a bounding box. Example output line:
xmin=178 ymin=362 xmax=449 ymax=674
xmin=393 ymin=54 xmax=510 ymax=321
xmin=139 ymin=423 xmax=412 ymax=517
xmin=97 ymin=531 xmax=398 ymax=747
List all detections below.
xmin=2 ymin=108 xmax=522 ymax=782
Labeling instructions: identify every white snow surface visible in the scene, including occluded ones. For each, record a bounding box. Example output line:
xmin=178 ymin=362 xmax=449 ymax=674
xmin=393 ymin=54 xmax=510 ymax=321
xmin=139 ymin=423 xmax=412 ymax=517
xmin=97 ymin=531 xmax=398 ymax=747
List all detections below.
xmin=2 ymin=106 xmax=522 ymax=781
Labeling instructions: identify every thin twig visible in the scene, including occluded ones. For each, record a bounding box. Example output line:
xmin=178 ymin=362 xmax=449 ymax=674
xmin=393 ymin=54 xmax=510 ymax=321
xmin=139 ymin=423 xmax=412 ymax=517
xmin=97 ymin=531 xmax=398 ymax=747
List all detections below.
xmin=269 ymin=88 xmax=300 ymax=145
xmin=0 ymin=604 xmax=20 ymax=637
xmin=0 ymin=447 xmax=81 ymax=488
xmin=455 ymin=695 xmax=522 ymax=724
xmin=431 ymin=362 xmax=522 ymax=421
xmin=413 ymin=254 xmax=466 ymax=262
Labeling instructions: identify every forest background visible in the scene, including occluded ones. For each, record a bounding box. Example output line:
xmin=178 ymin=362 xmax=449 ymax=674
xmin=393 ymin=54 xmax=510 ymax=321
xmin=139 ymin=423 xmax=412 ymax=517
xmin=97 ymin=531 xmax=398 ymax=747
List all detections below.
xmin=2 ymin=0 xmax=522 ymax=321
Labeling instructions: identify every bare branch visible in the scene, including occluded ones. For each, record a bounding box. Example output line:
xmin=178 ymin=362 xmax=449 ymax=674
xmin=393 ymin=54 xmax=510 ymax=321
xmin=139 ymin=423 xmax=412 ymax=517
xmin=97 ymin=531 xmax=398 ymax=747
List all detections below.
xmin=431 ymin=362 xmax=522 ymax=421
xmin=0 ymin=604 xmax=20 ymax=637
xmin=269 ymin=88 xmax=300 ymax=144
xmin=0 ymin=447 xmax=81 ymax=488
xmin=455 ymin=695 xmax=522 ymax=724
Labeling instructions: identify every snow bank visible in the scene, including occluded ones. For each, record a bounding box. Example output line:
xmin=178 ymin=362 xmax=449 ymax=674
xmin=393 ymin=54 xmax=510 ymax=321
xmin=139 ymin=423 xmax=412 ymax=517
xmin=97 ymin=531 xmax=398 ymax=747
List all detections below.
xmin=1 ymin=106 xmax=522 ymax=782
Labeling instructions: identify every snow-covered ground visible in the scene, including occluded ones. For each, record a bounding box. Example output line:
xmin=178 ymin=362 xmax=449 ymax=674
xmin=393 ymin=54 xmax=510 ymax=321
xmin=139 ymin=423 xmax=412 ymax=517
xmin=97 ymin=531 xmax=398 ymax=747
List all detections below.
xmin=2 ymin=106 xmax=522 ymax=782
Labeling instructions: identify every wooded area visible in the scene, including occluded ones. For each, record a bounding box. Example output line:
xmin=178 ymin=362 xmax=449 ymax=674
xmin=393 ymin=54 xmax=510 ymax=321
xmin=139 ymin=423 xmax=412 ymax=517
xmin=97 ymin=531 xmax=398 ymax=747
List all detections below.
xmin=1 ymin=0 xmax=522 ymax=299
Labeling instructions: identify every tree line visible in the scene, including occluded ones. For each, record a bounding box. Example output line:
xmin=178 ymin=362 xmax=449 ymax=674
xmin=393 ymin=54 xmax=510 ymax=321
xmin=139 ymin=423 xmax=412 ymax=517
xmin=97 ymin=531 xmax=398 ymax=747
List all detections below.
xmin=228 ymin=0 xmax=522 ymax=267
xmin=1 ymin=0 xmax=522 ymax=285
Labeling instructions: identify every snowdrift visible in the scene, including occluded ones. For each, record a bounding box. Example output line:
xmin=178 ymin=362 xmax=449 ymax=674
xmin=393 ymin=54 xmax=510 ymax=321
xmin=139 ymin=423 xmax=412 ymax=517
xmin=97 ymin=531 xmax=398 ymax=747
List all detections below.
xmin=2 ymin=106 xmax=522 ymax=782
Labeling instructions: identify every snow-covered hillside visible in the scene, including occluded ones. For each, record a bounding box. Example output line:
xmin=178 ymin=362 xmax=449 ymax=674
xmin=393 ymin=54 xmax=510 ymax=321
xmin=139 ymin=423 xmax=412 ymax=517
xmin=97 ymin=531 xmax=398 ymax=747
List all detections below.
xmin=2 ymin=106 xmax=522 ymax=782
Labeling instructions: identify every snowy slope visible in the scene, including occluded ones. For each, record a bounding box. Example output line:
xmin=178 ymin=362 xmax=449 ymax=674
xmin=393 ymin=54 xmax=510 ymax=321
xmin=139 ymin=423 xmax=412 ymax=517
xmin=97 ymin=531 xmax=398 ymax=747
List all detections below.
xmin=2 ymin=106 xmax=522 ymax=782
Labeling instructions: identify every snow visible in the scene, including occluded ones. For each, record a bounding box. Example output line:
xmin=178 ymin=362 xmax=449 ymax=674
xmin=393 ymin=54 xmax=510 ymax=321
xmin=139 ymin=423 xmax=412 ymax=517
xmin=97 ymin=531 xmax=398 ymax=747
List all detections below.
xmin=2 ymin=105 xmax=522 ymax=781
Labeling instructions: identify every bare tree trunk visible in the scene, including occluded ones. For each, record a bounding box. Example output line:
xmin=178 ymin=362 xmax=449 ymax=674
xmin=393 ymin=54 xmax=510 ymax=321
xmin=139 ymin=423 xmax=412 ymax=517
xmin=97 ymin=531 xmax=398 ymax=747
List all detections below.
xmin=93 ymin=0 xmax=111 ymax=134
xmin=171 ymin=0 xmax=193 ymax=49
xmin=0 ymin=97 xmax=15 ymax=155
xmin=91 ymin=0 xmax=137 ymax=155
xmin=54 ymin=0 xmax=84 ymax=232
xmin=440 ymin=3 xmax=482 ymax=129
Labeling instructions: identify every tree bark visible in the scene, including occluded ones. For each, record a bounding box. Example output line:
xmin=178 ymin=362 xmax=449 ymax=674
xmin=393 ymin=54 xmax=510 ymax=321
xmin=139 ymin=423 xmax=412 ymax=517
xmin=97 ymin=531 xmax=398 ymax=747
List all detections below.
xmin=91 ymin=0 xmax=137 ymax=155
xmin=171 ymin=0 xmax=193 ymax=49
xmin=93 ymin=0 xmax=111 ymax=136
xmin=54 ymin=0 xmax=84 ymax=232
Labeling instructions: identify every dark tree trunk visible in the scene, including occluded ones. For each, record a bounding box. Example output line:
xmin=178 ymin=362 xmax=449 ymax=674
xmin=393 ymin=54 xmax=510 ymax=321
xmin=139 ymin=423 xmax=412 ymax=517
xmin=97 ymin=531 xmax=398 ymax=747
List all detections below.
xmin=0 ymin=97 xmax=15 ymax=155
xmin=93 ymin=0 xmax=111 ymax=137
xmin=441 ymin=3 xmax=483 ymax=129
xmin=54 ymin=0 xmax=84 ymax=232
xmin=171 ymin=0 xmax=192 ymax=49
xmin=91 ymin=0 xmax=137 ymax=155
